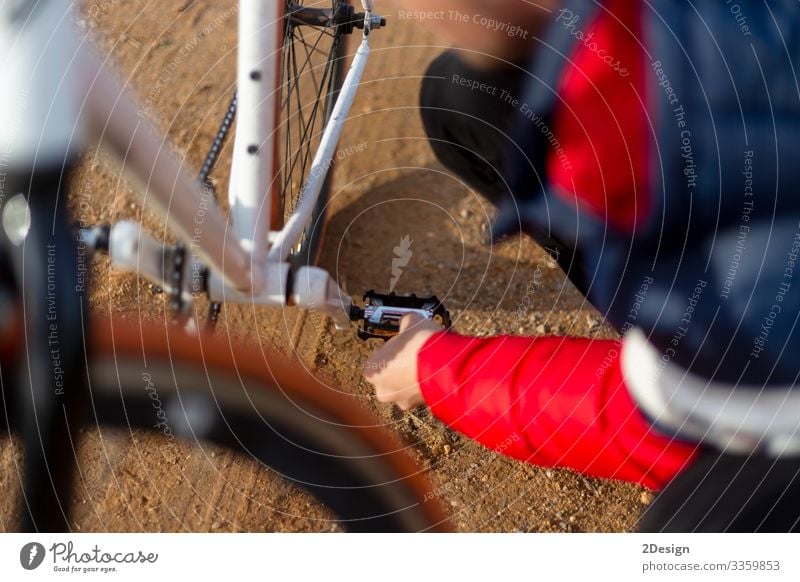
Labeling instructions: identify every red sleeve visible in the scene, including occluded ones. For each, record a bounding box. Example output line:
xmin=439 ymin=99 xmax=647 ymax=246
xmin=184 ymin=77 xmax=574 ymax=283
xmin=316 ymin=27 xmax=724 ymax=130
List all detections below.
xmin=417 ymin=332 xmax=699 ymax=491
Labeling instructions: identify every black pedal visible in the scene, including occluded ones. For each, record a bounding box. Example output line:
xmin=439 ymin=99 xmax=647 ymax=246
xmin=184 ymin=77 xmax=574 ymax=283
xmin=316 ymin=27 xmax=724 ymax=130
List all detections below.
xmin=350 ymin=290 xmax=451 ymax=341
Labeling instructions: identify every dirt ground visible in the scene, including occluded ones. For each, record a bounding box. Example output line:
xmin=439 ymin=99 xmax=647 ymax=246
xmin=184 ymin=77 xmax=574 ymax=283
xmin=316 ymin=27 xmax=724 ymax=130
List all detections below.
xmin=1 ymin=1 xmax=649 ymax=532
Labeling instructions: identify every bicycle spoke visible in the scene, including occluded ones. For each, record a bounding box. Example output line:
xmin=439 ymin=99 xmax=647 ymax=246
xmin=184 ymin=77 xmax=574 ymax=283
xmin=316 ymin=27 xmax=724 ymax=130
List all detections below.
xmin=277 ymin=0 xmax=344 ymax=256
xmin=295 ymin=24 xmax=331 ymax=92
xmin=284 ymin=11 xmax=334 ymax=208
xmin=293 ymin=45 xmax=337 ymax=212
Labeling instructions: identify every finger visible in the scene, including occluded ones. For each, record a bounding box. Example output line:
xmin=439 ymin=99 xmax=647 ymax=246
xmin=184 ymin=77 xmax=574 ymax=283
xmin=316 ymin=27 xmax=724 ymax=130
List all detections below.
xmin=364 ymin=339 xmax=390 ymax=374
xmin=398 ymin=312 xmax=425 ymax=333
xmin=396 ymin=398 xmax=418 ymax=412
xmin=379 ymin=388 xmax=407 ymax=407
xmin=364 ymin=350 xmax=393 ymax=383
xmin=363 ymin=350 xmax=379 ymax=379
xmin=363 ymin=356 xmax=380 ymax=381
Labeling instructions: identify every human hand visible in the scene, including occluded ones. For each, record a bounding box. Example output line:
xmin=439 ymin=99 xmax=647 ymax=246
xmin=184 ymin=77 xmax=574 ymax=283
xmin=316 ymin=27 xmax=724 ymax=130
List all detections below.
xmin=363 ymin=313 xmax=442 ymax=410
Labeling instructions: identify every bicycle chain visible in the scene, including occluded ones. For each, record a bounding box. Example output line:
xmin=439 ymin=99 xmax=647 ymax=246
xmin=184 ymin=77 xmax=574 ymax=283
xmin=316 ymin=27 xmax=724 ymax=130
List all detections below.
xmin=198 ymin=91 xmax=238 ymax=330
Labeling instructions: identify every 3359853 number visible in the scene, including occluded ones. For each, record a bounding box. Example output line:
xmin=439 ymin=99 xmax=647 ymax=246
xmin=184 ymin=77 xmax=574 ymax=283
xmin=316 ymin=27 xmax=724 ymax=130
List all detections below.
xmin=730 ymin=560 xmax=780 ymax=571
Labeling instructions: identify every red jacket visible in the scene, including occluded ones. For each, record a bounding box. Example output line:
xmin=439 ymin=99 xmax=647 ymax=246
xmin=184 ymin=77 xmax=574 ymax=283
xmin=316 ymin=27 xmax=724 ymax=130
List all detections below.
xmin=418 ymin=0 xmax=698 ymax=490
xmin=418 ymin=333 xmax=697 ymax=490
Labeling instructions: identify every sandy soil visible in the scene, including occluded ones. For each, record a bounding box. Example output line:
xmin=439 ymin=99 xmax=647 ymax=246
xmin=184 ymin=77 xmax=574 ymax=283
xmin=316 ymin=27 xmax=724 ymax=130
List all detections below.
xmin=0 ymin=0 xmax=649 ymax=532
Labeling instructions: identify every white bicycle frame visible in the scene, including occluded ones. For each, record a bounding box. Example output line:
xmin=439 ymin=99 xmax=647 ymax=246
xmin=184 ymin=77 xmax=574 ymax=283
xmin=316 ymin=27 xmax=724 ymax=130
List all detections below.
xmin=0 ymin=0 xmax=379 ymax=328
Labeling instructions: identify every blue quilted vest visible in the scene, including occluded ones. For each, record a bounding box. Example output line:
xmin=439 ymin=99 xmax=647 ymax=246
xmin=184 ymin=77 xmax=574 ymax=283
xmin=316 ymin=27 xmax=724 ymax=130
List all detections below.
xmin=500 ymin=0 xmax=800 ymax=387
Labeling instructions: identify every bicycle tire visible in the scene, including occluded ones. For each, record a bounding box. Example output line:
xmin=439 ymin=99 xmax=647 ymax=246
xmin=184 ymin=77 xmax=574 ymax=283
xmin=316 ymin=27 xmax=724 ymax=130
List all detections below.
xmin=274 ymin=0 xmax=347 ymax=266
xmin=76 ymin=318 xmax=448 ymax=532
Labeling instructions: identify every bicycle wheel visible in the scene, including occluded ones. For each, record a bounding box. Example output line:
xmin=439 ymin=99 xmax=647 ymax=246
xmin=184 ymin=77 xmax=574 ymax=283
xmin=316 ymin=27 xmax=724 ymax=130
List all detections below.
xmin=198 ymin=2 xmax=348 ymax=323
xmin=69 ymin=319 xmax=447 ymax=532
xmin=274 ymin=0 xmax=347 ymax=266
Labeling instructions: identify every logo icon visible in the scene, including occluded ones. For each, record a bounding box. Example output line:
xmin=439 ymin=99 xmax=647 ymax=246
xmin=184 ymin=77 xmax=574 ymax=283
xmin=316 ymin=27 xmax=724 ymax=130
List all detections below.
xmin=20 ymin=542 xmax=46 ymax=570
xmin=390 ymin=235 xmax=413 ymax=292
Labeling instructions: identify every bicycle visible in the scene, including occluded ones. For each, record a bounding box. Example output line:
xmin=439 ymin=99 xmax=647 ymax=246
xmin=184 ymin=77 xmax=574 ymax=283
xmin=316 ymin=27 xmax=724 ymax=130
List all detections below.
xmin=0 ymin=0 xmax=450 ymax=532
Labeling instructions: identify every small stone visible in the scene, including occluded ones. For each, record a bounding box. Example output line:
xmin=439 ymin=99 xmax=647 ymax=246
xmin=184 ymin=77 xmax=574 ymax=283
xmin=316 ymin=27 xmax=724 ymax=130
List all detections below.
xmin=459 ymin=208 xmax=469 ymax=219
xmin=545 ymin=470 xmax=553 ymax=478
xmin=536 ymin=324 xmax=547 ymax=334
xmin=443 ymin=444 xmax=451 ymax=455
xmin=211 ymin=522 xmax=221 ymax=530
xmin=640 ymin=491 xmax=655 ymax=505
xmin=450 ymin=500 xmax=459 ymax=507
xmin=569 ymin=515 xmax=577 ymax=523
